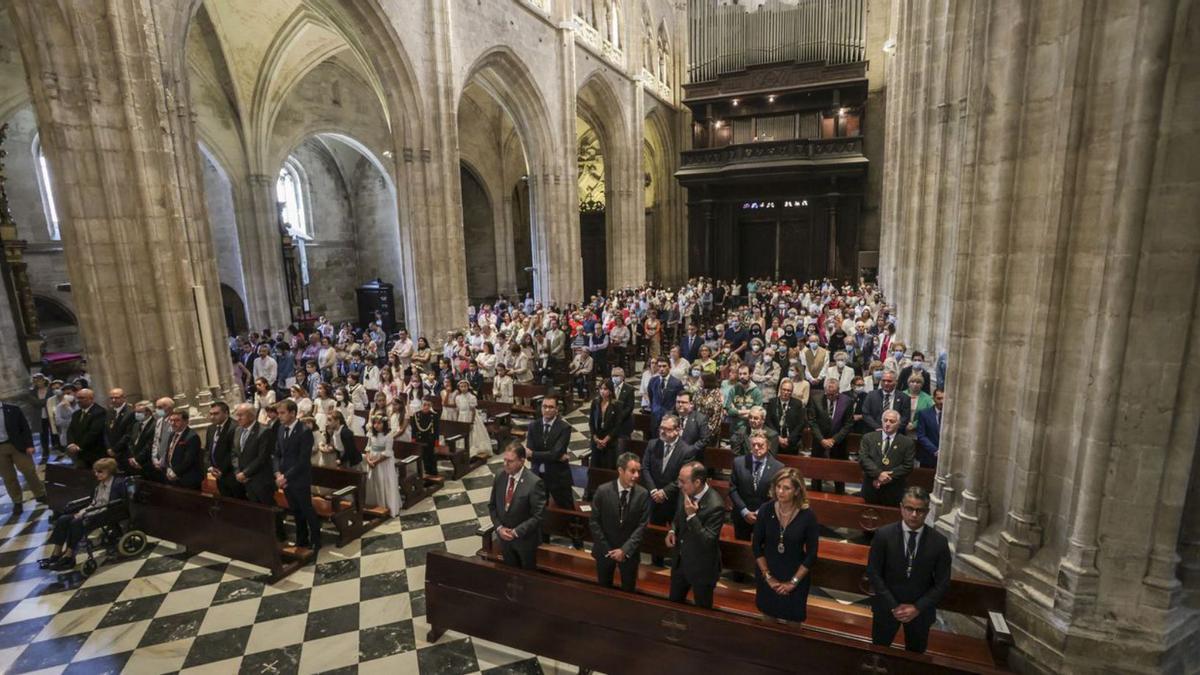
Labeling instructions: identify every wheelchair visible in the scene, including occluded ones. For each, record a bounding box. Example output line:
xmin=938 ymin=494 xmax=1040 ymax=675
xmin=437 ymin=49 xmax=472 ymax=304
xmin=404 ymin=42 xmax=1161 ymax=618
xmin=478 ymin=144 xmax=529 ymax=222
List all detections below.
xmin=37 ymin=488 xmax=149 ymax=578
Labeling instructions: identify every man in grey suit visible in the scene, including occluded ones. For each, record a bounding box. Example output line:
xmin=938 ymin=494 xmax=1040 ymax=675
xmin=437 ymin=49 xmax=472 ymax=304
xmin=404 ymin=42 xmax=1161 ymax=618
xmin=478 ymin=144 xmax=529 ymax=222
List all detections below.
xmin=489 ymin=442 xmax=547 ymax=570
xmin=231 ymin=403 xmax=284 ymax=540
xmin=640 ymin=414 xmax=696 ymax=566
xmin=665 ymin=461 xmax=725 ymax=609
xmin=589 ymin=452 xmax=651 ymax=592
xmin=859 ymin=410 xmax=915 ymax=506
xmin=728 ymin=432 xmax=785 ymax=541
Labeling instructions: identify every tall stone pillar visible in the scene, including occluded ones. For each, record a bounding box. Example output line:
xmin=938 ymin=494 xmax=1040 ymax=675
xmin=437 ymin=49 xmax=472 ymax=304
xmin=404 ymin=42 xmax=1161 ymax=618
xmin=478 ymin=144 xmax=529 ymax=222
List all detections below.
xmin=881 ymin=0 xmax=1200 ymax=672
xmin=241 ymin=175 xmax=291 ymax=329
xmin=7 ymin=0 xmax=237 ymax=407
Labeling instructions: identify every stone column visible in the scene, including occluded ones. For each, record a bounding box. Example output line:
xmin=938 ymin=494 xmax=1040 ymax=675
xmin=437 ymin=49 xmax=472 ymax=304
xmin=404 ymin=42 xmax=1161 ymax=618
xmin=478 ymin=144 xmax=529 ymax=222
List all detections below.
xmin=7 ymin=0 xmax=236 ymax=407
xmin=241 ymin=174 xmax=291 ymax=329
xmin=882 ymin=1 xmax=1200 ymax=672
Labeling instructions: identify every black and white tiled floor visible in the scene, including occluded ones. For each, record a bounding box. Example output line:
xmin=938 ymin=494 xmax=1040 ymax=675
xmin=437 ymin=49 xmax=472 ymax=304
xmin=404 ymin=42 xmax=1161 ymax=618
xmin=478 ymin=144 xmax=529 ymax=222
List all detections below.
xmin=0 ymin=413 xmax=603 ymax=675
xmin=0 ymin=407 xmax=895 ymax=675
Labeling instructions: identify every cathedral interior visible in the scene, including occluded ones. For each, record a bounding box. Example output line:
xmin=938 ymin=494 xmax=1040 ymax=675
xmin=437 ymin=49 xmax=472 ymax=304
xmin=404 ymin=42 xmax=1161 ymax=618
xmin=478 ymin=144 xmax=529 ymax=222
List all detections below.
xmin=0 ymin=0 xmax=1196 ymax=673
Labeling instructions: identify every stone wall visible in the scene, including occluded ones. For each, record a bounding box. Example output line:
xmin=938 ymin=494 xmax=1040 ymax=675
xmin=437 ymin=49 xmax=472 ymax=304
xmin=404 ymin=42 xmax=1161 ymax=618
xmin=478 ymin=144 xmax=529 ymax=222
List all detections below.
xmin=880 ymin=1 xmax=1200 ymax=672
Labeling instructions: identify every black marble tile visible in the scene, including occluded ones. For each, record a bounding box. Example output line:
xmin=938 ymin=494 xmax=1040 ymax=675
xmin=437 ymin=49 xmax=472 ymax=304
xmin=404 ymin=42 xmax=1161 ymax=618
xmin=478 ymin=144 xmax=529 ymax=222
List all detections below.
xmin=0 ymin=615 xmax=54 ymax=650
xmin=568 ymin=439 xmax=590 ymax=451
xmin=212 ymin=578 xmax=266 ymax=606
xmin=473 ymin=501 xmax=493 ymax=518
xmin=320 ymin=665 xmax=358 ymax=675
xmin=360 ymin=569 xmax=408 ymax=601
xmin=60 ymin=581 xmax=129 ymax=611
xmin=409 ymin=589 xmax=426 ymax=617
xmin=359 ymin=619 xmax=415 ymax=662
xmin=314 ymin=558 xmax=360 ymax=585
xmin=10 ymin=633 xmax=88 ymax=673
xmin=398 ymin=511 xmax=439 ymax=530
xmin=461 ymin=475 xmax=494 ymax=491
xmin=135 ymin=552 xmax=189 ymax=577
xmin=433 ymin=491 xmax=470 ymax=508
xmin=0 ymin=599 xmax=18 ymax=623
xmin=17 ymin=517 xmax=52 ymax=536
xmin=97 ymin=593 xmax=167 ymax=629
xmin=183 ymin=625 xmax=252 ymax=668
xmin=360 ymin=533 xmax=405 ymax=557
xmin=482 ymin=657 xmax=545 ymax=675
xmin=440 ymin=519 xmax=484 ymax=541
xmin=254 ymin=588 xmax=311 ymax=623
xmin=416 ymin=637 xmax=479 ymax=675
xmin=0 ymin=545 xmax=37 ymax=567
xmin=239 ymin=643 xmax=301 ymax=675
xmin=171 ymin=563 xmax=227 ymax=591
xmin=403 ymin=542 xmax=446 ymax=568
xmin=137 ymin=608 xmax=207 ymax=648
xmin=61 ymin=650 xmax=132 ymax=675
xmin=0 ymin=561 xmax=45 ymax=584
xmin=303 ymin=603 xmax=359 ymax=641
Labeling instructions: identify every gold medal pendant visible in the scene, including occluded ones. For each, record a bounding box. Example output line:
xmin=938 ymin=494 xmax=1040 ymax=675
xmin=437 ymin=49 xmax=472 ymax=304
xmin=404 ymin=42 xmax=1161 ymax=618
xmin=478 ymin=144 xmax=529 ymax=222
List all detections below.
xmin=777 ymin=542 xmax=786 ymax=554
xmin=882 ymin=455 xmax=891 ymax=466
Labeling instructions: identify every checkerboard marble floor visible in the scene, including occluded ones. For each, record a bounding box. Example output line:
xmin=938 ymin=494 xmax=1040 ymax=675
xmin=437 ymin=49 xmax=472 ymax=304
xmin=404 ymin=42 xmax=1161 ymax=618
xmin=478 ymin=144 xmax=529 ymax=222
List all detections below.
xmin=0 ymin=407 xmax=886 ymax=675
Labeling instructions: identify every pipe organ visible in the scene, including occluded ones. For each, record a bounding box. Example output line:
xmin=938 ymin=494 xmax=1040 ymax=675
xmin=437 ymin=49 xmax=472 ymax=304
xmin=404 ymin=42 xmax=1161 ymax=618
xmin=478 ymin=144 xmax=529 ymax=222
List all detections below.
xmin=688 ymin=0 xmax=866 ymax=84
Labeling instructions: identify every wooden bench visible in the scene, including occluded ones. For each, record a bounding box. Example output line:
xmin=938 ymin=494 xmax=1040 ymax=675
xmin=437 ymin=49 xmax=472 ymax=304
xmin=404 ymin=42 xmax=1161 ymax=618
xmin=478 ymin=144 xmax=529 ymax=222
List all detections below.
xmin=436 ymin=419 xmax=485 ymax=479
xmin=428 ymin=552 xmax=1007 ymax=674
xmin=701 ymin=445 xmax=936 ymax=493
xmin=477 ymin=400 xmax=513 ymax=447
xmin=133 ymin=479 xmax=313 ymax=582
xmin=201 ymin=465 xmax=390 ymax=547
xmin=364 ymin=437 xmax=439 ymax=508
xmin=43 ymin=463 xmax=95 ymax=513
xmin=511 ymin=383 xmax=549 ymax=417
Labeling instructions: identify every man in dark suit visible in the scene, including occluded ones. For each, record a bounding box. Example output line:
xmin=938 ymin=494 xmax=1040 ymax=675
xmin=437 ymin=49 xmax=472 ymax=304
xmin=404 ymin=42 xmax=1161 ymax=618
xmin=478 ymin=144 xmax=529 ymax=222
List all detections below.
xmin=525 ymin=396 xmax=574 ymax=509
xmin=867 ymin=487 xmax=951 ymax=653
xmin=679 ymin=323 xmax=702 ymax=362
xmin=104 ymin=388 xmax=135 ymax=461
xmin=66 ymin=388 xmax=108 ymax=469
xmin=729 ymin=406 xmax=778 ymax=457
xmin=205 ymin=402 xmax=238 ymax=498
xmin=164 ymin=410 xmax=203 ymax=490
xmin=611 ymin=367 xmax=638 ymax=454
xmin=274 ymin=399 xmax=322 ymax=551
xmin=859 ymin=410 xmax=915 ymax=506
xmin=489 ymin=442 xmax=546 ymax=569
xmin=647 ymin=359 xmax=683 ymax=432
xmin=0 ymin=400 xmax=46 ymax=512
xmin=898 ymin=352 xmax=933 ymax=395
xmin=639 ymin=414 xmax=695 ymax=566
xmin=861 ymin=371 xmax=911 ymax=432
xmin=675 ymin=391 xmax=709 ymax=449
xmin=666 ymin=461 xmax=725 ymax=609
xmin=589 ymin=451 xmax=651 ymax=592
xmin=765 ymin=378 xmax=806 ymax=455
xmin=808 ymin=378 xmax=854 ymax=493
xmin=231 ymin=403 xmax=284 ymax=540
xmin=914 ymin=389 xmax=944 ymax=468
xmin=122 ymin=400 xmax=156 ymax=477
xmin=728 ymin=432 xmax=784 ymax=541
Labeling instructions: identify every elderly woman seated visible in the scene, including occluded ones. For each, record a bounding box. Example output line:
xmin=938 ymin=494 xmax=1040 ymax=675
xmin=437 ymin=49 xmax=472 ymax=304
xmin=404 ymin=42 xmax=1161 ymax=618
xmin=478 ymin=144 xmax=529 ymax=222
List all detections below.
xmin=44 ymin=458 xmax=128 ymax=570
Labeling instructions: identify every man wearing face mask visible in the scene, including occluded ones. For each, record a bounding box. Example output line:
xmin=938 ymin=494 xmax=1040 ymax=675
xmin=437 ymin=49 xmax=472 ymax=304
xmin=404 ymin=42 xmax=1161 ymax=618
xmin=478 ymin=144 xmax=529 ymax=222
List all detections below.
xmin=610 ymin=367 xmax=638 ymax=453
xmin=898 ymin=351 xmax=933 ymax=395
xmin=802 ymin=336 xmax=830 ymax=389
xmin=148 ymin=397 xmax=176 ymax=483
xmin=125 ymin=400 xmax=157 ymax=477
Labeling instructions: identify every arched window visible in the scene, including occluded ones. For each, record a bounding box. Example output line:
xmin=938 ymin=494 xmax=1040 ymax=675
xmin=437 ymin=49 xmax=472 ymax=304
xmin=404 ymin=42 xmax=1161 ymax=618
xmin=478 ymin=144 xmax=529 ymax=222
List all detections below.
xmin=31 ymin=136 xmax=62 ymax=241
xmin=276 ymin=157 xmax=312 ymax=239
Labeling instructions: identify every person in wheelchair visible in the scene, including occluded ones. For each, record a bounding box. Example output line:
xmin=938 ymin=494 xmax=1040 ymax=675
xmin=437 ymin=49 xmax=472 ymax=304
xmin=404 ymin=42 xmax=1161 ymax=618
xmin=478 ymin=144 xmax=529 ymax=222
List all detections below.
xmin=44 ymin=457 xmax=128 ymax=571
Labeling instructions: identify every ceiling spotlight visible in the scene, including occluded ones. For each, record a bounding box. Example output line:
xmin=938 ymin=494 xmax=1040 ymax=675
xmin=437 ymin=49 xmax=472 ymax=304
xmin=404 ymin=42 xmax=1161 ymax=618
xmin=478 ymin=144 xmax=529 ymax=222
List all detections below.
xmin=732 ymin=99 xmax=740 ymax=107
xmin=714 ymin=120 xmax=724 ymax=128
xmin=768 ymin=95 xmax=776 ymax=103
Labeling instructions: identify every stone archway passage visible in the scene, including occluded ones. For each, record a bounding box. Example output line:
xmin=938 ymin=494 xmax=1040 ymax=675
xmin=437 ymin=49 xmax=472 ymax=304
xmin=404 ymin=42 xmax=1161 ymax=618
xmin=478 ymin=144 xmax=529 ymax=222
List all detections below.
xmin=459 ymin=163 xmax=498 ymax=304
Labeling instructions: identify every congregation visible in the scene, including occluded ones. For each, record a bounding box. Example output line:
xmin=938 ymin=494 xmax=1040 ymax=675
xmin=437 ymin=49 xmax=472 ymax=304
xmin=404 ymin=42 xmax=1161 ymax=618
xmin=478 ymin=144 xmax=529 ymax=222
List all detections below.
xmin=1 ymin=275 xmax=956 ymax=656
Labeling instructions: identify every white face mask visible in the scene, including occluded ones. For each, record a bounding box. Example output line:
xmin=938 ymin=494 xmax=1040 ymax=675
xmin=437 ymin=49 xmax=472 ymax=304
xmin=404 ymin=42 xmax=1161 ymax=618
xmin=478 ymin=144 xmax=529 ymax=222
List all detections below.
xmin=63 ymin=394 xmax=76 ymax=404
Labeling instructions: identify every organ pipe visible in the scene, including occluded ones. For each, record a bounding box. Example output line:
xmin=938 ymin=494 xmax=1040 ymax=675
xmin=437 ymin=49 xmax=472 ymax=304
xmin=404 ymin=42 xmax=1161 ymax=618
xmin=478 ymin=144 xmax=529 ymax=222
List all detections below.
xmin=687 ymin=0 xmax=865 ymax=84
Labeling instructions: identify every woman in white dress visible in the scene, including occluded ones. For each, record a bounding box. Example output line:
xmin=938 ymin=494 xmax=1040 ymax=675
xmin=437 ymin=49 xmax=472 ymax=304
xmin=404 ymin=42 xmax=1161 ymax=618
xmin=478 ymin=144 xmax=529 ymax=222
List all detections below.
xmin=450 ymin=379 xmax=491 ymax=456
xmin=253 ymin=377 xmax=276 ymax=426
xmin=492 ymin=364 xmax=514 ymax=404
xmin=388 ymin=398 xmax=411 ymax=442
xmin=364 ymin=416 xmax=400 ymax=517
xmin=476 ymin=342 xmax=498 ymax=380
xmin=368 ymin=392 xmax=390 ymax=426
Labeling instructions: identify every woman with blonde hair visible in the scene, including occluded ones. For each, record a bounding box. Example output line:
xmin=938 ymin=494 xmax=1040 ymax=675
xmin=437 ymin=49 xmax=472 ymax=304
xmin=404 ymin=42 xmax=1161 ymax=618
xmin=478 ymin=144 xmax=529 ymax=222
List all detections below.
xmin=752 ymin=467 xmax=819 ymax=623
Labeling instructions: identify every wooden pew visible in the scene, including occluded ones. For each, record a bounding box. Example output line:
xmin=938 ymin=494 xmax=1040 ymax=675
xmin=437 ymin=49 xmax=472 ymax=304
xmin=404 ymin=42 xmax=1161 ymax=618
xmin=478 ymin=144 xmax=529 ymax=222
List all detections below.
xmin=133 ymin=479 xmax=312 ymax=582
xmin=511 ymin=383 xmax=548 ymax=417
xmin=427 ymin=552 xmax=1007 ymax=674
xmin=201 ymin=466 xmax=389 ymax=547
xmin=701 ymin=445 xmax=936 ymax=493
xmin=477 ymin=400 xmax=512 ymax=447
xmin=436 ymin=419 xmax=484 ymax=480
xmin=362 ymin=437 xmax=439 ymax=508
xmin=43 ymin=463 xmax=95 ymax=512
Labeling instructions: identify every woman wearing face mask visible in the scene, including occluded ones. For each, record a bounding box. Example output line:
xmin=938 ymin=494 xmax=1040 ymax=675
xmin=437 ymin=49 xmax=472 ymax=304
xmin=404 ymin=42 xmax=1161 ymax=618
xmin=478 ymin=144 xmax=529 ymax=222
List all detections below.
xmin=753 ymin=348 xmax=782 ymax=400
xmin=333 ymin=387 xmax=363 ymax=436
xmin=744 ymin=338 xmax=765 ymax=371
xmin=822 ymin=351 xmax=856 ymax=394
xmin=849 ymin=375 xmax=870 ymax=433
xmin=884 ymin=340 xmax=910 ymax=375
xmin=45 ymin=380 xmax=67 ymax=458
xmin=55 ymin=385 xmax=79 ymax=449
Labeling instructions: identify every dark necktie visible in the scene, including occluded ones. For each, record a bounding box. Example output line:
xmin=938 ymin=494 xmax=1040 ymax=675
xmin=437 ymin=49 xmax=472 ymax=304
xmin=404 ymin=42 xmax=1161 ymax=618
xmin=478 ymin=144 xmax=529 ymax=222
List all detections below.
xmin=505 ymin=475 xmax=516 ymax=510
xmin=828 ymin=397 xmax=837 ymax=421
xmin=618 ymin=488 xmax=629 ymax=523
xmin=752 ymin=460 xmax=764 ymax=490
xmin=662 ymin=443 xmax=674 ymax=471
xmin=883 ymin=436 xmax=892 ymax=459
xmin=780 ymin=400 xmax=788 ymax=419
xmin=906 ymin=530 xmax=918 ymax=577
xmin=210 ymin=423 xmax=222 ymax=465
xmin=936 ymin=409 xmax=942 ymax=427
xmin=885 ymin=393 xmax=893 ymax=411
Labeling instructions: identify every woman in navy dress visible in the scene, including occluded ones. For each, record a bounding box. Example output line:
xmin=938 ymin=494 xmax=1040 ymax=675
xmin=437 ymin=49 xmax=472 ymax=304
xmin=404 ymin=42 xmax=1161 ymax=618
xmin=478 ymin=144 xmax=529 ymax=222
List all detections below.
xmin=752 ymin=467 xmax=819 ymax=622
